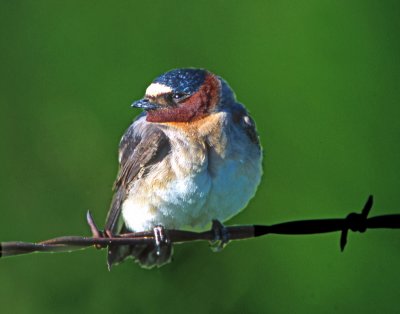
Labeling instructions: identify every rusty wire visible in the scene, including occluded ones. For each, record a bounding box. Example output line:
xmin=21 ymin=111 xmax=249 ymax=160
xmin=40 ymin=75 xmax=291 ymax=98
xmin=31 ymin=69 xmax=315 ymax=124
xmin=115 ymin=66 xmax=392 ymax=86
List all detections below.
xmin=1 ymin=195 xmax=399 ymax=258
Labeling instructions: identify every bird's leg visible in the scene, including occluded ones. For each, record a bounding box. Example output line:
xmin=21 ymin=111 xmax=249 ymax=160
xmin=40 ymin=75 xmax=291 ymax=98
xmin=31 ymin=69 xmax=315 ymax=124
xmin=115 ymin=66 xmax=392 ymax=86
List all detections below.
xmin=153 ymin=225 xmax=170 ymax=256
xmin=209 ymin=219 xmax=230 ymax=252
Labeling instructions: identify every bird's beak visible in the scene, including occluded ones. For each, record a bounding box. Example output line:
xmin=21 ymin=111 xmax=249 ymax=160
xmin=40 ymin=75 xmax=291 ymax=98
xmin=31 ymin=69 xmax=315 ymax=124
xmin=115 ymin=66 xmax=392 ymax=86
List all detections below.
xmin=131 ymin=98 xmax=159 ymax=110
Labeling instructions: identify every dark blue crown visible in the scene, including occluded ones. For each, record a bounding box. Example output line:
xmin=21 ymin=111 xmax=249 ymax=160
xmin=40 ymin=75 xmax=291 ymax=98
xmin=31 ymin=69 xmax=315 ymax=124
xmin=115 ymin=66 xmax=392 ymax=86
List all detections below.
xmin=153 ymin=69 xmax=207 ymax=95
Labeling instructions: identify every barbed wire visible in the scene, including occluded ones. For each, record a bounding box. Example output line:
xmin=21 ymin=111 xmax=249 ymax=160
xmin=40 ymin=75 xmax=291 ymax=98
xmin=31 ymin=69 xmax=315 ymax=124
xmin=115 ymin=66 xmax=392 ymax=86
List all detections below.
xmin=1 ymin=195 xmax=399 ymax=258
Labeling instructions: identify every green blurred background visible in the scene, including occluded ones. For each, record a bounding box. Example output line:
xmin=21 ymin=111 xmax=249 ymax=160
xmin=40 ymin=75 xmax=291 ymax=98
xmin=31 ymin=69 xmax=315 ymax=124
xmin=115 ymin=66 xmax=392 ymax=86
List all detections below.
xmin=1 ymin=1 xmax=399 ymax=313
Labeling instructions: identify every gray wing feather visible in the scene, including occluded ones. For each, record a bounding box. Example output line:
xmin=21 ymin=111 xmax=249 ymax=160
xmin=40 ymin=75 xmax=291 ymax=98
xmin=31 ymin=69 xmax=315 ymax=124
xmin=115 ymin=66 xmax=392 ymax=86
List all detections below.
xmin=105 ymin=122 xmax=170 ymax=233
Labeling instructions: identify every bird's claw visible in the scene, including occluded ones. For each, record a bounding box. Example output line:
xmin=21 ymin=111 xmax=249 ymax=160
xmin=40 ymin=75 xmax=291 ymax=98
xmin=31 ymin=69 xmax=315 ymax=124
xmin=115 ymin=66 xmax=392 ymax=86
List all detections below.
xmin=209 ymin=219 xmax=230 ymax=252
xmin=153 ymin=225 xmax=170 ymax=256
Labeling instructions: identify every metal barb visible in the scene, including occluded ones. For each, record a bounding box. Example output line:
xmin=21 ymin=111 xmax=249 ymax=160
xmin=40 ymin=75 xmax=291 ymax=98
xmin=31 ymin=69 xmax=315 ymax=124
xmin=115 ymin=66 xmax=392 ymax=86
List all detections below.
xmin=86 ymin=210 xmax=106 ymax=249
xmin=1 ymin=195 xmax=399 ymax=263
xmin=86 ymin=211 xmax=101 ymax=238
xmin=362 ymin=195 xmax=374 ymax=217
xmin=340 ymin=195 xmax=374 ymax=251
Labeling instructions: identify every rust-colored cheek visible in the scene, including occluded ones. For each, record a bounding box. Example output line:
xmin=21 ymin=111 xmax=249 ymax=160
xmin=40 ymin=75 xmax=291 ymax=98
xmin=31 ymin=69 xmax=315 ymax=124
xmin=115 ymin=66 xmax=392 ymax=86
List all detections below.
xmin=146 ymin=74 xmax=221 ymax=123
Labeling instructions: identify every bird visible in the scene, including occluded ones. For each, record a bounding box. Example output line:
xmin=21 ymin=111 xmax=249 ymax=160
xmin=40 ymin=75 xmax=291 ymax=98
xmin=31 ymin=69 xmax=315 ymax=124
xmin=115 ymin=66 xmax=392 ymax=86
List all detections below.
xmin=104 ymin=68 xmax=262 ymax=269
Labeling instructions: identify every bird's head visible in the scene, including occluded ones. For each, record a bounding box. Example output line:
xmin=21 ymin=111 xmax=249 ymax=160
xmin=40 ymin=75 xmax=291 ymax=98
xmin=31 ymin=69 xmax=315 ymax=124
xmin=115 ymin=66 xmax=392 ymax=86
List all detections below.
xmin=132 ymin=68 xmax=235 ymax=123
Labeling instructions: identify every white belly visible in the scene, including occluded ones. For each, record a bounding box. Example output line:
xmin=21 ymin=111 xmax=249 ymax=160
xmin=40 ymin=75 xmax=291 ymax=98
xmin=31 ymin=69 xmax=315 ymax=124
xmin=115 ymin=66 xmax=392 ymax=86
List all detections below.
xmin=122 ymin=152 xmax=261 ymax=232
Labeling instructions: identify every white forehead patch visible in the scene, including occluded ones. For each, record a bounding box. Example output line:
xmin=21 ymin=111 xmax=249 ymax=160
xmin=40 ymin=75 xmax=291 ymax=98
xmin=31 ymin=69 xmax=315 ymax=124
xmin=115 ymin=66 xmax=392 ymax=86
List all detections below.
xmin=145 ymin=83 xmax=173 ymax=97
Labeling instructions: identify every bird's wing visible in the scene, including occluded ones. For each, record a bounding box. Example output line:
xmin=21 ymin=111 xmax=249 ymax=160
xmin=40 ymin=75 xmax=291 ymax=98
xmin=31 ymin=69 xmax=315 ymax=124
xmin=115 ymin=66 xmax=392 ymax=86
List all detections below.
xmin=104 ymin=118 xmax=171 ymax=234
xmin=105 ymin=118 xmax=171 ymax=269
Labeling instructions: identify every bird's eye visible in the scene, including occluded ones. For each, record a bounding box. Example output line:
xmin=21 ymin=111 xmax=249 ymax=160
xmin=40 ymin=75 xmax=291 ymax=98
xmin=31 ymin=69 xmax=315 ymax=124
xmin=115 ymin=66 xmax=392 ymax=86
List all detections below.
xmin=172 ymin=92 xmax=188 ymax=101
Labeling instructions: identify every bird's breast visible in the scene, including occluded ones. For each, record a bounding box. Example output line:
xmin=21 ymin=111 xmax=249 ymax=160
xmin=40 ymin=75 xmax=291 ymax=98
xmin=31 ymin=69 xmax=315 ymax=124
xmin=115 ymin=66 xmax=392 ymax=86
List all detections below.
xmin=122 ymin=112 xmax=262 ymax=232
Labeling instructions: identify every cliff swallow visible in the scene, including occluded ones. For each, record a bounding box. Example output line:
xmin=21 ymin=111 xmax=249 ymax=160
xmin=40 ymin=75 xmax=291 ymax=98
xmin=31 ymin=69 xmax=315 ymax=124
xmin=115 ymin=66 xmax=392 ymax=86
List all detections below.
xmin=105 ymin=68 xmax=262 ymax=269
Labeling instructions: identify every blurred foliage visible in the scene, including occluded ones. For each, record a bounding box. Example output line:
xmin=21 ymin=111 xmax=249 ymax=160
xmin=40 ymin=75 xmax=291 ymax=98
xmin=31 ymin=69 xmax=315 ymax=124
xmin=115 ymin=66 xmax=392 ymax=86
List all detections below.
xmin=0 ymin=1 xmax=399 ymax=313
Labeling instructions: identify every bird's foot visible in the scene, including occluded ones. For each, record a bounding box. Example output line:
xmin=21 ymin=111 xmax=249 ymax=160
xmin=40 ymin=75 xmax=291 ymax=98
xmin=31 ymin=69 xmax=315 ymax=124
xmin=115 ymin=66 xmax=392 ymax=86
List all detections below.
xmin=153 ymin=225 xmax=170 ymax=256
xmin=130 ymin=225 xmax=173 ymax=269
xmin=209 ymin=219 xmax=230 ymax=253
